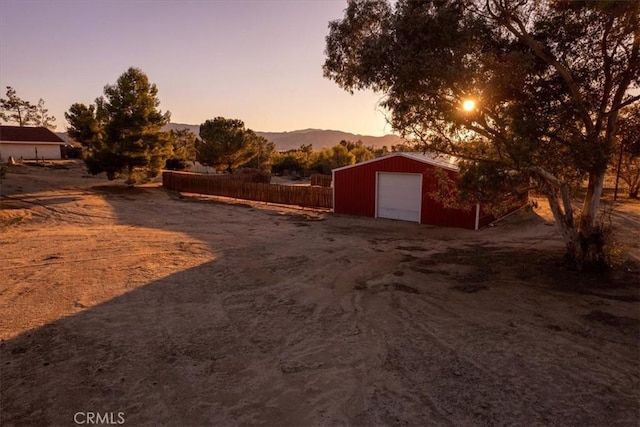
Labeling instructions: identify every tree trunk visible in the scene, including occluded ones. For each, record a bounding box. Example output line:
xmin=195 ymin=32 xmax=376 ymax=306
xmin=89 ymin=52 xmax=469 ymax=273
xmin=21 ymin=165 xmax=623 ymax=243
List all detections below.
xmin=568 ymin=171 xmax=608 ymax=270
xmin=126 ymin=164 xmax=135 ymax=186
xmin=580 ymin=172 xmax=605 ymax=230
xmin=544 ymin=186 xmax=578 ymax=250
xmin=542 ymin=170 xmax=609 ymax=270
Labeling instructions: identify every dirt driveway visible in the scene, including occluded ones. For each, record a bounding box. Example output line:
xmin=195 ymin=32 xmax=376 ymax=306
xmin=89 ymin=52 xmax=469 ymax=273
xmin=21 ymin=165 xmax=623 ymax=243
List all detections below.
xmin=1 ymin=162 xmax=638 ymax=426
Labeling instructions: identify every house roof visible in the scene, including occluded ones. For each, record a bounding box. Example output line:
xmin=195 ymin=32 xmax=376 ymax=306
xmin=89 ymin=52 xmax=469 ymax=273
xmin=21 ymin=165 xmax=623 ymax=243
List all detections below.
xmin=0 ymin=126 xmax=65 ymax=144
xmin=332 ymin=151 xmax=460 ymax=173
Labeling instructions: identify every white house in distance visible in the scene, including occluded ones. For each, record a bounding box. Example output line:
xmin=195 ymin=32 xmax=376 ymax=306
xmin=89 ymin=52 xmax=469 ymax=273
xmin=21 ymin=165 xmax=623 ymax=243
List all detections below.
xmin=0 ymin=125 xmax=65 ymax=161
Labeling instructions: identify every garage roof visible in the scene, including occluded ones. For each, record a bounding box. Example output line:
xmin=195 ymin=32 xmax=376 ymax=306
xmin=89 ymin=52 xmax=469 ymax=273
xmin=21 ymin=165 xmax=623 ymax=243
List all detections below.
xmin=332 ymin=152 xmax=460 ymax=173
xmin=0 ymin=126 xmax=65 ymax=144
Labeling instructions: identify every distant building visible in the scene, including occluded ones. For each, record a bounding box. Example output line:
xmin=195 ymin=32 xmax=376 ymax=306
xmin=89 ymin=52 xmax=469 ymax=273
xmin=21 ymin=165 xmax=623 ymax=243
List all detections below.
xmin=0 ymin=126 xmax=65 ymax=161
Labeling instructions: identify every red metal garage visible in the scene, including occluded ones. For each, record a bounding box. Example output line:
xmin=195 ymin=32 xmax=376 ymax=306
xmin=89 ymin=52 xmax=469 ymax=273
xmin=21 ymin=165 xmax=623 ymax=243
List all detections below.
xmin=332 ymin=152 xmax=495 ymax=230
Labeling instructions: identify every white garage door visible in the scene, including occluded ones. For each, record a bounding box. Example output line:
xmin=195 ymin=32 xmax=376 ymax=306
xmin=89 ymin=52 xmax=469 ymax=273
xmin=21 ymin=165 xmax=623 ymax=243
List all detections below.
xmin=376 ymin=173 xmax=422 ymax=222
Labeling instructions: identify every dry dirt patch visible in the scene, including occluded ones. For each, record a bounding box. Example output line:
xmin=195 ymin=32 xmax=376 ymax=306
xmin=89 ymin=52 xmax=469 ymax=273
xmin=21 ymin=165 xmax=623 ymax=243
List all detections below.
xmin=1 ymin=162 xmax=638 ymax=426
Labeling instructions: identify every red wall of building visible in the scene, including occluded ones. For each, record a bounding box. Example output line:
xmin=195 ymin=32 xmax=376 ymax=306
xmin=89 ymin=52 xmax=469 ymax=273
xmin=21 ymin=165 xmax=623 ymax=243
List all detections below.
xmin=333 ymin=156 xmax=478 ymax=229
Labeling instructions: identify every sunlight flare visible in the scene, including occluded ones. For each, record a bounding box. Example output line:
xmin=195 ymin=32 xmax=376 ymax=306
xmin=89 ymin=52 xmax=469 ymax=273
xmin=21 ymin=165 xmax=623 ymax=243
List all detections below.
xmin=462 ymin=99 xmax=476 ymax=112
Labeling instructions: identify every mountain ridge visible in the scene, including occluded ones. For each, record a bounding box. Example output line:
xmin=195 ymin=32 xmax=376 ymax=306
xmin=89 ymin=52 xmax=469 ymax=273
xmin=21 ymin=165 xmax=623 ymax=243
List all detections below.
xmin=165 ymin=123 xmax=406 ymax=151
xmin=58 ymin=123 xmax=408 ymax=151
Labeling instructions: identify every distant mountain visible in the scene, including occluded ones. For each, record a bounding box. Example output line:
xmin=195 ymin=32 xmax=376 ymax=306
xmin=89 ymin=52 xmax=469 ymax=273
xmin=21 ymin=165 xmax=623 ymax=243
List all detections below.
xmin=165 ymin=123 xmax=407 ymax=151
xmin=255 ymin=128 xmax=407 ymax=151
xmin=59 ymin=123 xmax=410 ymax=151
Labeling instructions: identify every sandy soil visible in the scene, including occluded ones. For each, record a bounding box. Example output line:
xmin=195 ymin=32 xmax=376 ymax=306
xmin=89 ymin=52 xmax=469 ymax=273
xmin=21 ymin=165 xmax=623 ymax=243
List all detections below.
xmin=1 ymin=161 xmax=638 ymax=426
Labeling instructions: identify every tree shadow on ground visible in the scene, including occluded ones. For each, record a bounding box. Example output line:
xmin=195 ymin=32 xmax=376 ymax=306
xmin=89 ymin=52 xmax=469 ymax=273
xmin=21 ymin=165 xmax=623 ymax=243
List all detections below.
xmin=1 ymin=185 xmax=335 ymax=425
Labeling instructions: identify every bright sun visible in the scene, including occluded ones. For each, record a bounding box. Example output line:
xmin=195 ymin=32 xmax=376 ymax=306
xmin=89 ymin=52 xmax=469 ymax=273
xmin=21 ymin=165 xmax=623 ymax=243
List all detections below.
xmin=462 ymin=99 xmax=476 ymax=112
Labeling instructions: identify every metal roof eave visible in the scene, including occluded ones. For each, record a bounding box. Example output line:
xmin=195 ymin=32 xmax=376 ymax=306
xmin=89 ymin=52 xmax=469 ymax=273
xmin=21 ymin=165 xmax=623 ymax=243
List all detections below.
xmin=332 ymin=152 xmax=460 ymax=173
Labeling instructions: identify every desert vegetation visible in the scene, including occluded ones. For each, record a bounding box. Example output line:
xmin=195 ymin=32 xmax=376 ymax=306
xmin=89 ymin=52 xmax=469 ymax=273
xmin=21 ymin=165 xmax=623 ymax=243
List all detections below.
xmin=269 ymin=139 xmax=420 ymax=177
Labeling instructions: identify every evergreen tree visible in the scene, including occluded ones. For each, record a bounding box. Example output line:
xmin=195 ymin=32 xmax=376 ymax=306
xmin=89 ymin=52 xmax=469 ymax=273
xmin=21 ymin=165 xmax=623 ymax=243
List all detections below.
xmin=66 ymin=67 xmax=171 ymax=183
xmin=196 ymin=117 xmax=258 ymax=173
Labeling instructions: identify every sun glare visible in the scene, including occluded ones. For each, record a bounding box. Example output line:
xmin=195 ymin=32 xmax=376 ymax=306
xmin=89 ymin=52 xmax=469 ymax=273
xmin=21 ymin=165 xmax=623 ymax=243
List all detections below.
xmin=462 ymin=99 xmax=476 ymax=112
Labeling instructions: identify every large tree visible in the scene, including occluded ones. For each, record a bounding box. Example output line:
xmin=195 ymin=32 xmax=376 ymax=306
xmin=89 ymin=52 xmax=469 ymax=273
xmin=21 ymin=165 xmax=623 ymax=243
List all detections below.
xmin=324 ymin=0 xmax=639 ymax=269
xmin=66 ymin=67 xmax=171 ymax=183
xmin=196 ymin=117 xmax=261 ymax=173
xmin=0 ymin=87 xmax=56 ymax=129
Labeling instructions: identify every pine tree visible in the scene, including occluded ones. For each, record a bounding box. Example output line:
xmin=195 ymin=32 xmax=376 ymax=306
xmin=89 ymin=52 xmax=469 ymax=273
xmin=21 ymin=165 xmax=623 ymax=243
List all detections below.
xmin=66 ymin=67 xmax=171 ymax=184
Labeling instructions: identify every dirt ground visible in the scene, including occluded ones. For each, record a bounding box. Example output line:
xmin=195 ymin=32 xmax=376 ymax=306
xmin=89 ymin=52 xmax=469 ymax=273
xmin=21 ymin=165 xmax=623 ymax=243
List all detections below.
xmin=1 ymin=161 xmax=638 ymax=426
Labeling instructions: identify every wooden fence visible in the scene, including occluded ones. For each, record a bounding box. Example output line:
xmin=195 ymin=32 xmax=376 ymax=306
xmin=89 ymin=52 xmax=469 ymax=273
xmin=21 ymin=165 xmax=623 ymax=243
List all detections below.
xmin=163 ymin=171 xmax=333 ymax=209
xmin=310 ymin=174 xmax=332 ymax=187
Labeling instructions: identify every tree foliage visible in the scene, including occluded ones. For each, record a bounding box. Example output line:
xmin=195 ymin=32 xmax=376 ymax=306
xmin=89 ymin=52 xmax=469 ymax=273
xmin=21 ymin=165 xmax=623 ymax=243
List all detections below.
xmin=613 ymin=104 xmax=640 ymax=198
xmin=339 ymin=139 xmax=377 ymax=162
xmin=196 ymin=117 xmax=265 ymax=173
xmin=351 ymin=145 xmax=375 ymax=163
xmin=272 ymin=144 xmax=315 ymax=176
xmin=32 ymin=98 xmax=56 ymax=129
xmin=0 ymin=86 xmax=34 ymax=126
xmin=324 ymin=0 xmax=640 ymax=269
xmin=312 ymin=144 xmax=356 ymax=174
xmin=65 ymin=67 xmax=171 ymax=183
xmin=165 ymin=128 xmax=197 ymax=171
xmin=0 ymin=86 xmax=56 ymax=129
xmin=241 ymin=134 xmax=276 ymax=172
xmin=273 ymin=141 xmax=379 ymax=176
xmin=272 ymin=140 xmax=380 ymax=176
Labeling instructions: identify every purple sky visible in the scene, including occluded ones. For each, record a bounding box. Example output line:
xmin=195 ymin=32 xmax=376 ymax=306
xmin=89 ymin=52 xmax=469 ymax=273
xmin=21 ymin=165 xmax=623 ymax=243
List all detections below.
xmin=0 ymin=0 xmax=392 ymax=135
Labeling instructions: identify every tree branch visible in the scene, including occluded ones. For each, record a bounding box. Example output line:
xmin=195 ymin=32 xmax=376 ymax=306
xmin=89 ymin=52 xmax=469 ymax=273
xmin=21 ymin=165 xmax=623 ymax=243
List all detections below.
xmin=488 ymin=1 xmax=595 ymax=135
xmin=527 ymin=165 xmax=575 ymax=228
xmin=605 ymin=94 xmax=640 ymax=116
xmin=410 ymin=125 xmax=506 ymax=166
xmin=596 ymin=15 xmax=615 ymax=136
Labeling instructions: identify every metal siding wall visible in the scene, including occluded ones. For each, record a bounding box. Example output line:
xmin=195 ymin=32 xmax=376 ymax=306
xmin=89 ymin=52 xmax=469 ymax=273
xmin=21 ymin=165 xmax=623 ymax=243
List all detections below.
xmin=335 ymin=156 xmax=476 ymax=228
xmin=420 ymin=167 xmax=476 ymax=229
xmin=334 ymin=162 xmax=376 ymax=217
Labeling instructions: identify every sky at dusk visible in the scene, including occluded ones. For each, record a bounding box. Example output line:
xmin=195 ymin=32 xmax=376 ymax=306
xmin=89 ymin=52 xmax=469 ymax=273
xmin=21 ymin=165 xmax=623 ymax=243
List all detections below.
xmin=0 ymin=0 xmax=393 ymax=136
